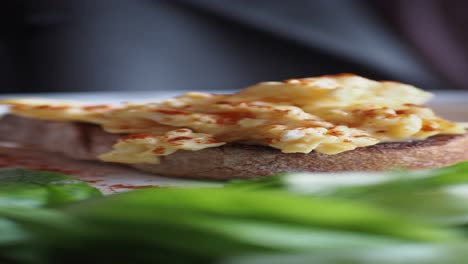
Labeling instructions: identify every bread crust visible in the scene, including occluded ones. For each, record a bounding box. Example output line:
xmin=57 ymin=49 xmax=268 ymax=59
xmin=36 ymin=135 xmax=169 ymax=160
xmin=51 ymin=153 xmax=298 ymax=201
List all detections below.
xmin=1 ymin=114 xmax=467 ymax=179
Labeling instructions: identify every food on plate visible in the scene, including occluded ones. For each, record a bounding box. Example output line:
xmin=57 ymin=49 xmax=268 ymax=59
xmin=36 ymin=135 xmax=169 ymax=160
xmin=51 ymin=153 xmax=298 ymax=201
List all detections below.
xmin=0 ymin=74 xmax=466 ymax=179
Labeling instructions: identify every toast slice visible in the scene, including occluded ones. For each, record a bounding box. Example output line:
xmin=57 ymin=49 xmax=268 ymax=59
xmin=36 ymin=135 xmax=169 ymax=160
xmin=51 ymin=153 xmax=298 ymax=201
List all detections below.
xmin=0 ymin=114 xmax=467 ymax=179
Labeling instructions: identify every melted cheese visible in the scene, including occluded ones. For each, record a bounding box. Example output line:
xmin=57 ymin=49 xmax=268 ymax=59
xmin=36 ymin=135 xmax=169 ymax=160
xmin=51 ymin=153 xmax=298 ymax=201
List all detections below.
xmin=2 ymin=74 xmax=465 ymax=165
xmin=98 ymin=129 xmax=224 ymax=164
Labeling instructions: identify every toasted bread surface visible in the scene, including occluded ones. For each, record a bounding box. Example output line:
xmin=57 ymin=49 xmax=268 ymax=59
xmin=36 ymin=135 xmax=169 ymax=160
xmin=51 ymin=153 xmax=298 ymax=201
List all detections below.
xmin=0 ymin=114 xmax=467 ymax=179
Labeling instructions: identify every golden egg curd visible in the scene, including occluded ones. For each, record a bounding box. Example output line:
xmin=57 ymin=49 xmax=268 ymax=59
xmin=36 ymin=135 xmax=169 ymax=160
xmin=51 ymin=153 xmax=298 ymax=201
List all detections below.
xmin=2 ymin=74 xmax=465 ymax=165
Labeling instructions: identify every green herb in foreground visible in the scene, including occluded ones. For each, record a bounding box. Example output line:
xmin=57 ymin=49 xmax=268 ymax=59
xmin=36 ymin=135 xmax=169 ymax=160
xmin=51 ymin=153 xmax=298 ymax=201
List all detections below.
xmin=223 ymin=243 xmax=468 ymax=264
xmin=0 ymin=168 xmax=102 ymax=208
xmin=0 ymin=187 xmax=460 ymax=263
xmin=228 ymin=162 xmax=468 ymax=224
xmin=1 ymin=164 xmax=468 ymax=264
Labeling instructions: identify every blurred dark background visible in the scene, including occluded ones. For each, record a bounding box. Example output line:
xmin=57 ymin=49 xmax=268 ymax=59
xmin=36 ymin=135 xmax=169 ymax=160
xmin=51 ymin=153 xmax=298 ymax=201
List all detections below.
xmin=1 ymin=0 xmax=468 ymax=93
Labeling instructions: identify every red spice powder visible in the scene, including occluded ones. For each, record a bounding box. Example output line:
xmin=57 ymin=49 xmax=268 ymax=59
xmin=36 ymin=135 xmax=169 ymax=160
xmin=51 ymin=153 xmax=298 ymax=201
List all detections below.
xmin=84 ymin=179 xmax=102 ymax=184
xmin=121 ymin=134 xmax=152 ymax=140
xmin=109 ymin=184 xmax=157 ymax=190
xmin=422 ymin=123 xmax=438 ymax=132
xmin=168 ymin=136 xmax=192 ymax=142
xmin=152 ymin=147 xmax=166 ymax=154
xmin=215 ymin=101 xmax=231 ymax=105
xmin=82 ymin=105 xmax=111 ymax=111
xmin=395 ymin=110 xmax=410 ymax=115
xmin=326 ymin=130 xmax=344 ymax=136
xmin=403 ymin=103 xmax=425 ymax=108
xmin=36 ymin=105 xmax=69 ymax=110
xmin=174 ymin=129 xmax=190 ymax=133
xmin=216 ymin=112 xmax=256 ymax=125
xmin=152 ymin=109 xmax=189 ymax=115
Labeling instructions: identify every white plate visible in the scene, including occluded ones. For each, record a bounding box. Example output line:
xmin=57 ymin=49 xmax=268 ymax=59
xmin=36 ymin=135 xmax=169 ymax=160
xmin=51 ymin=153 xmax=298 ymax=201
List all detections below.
xmin=0 ymin=90 xmax=466 ymax=193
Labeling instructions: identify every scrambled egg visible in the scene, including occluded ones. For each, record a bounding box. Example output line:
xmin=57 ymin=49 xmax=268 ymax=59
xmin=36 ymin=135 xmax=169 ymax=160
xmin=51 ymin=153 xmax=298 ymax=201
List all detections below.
xmin=2 ymin=74 xmax=465 ymax=165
